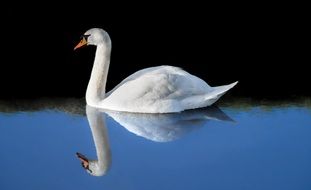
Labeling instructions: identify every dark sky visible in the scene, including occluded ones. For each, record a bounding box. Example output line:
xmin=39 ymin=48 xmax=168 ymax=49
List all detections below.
xmin=0 ymin=3 xmax=308 ymax=99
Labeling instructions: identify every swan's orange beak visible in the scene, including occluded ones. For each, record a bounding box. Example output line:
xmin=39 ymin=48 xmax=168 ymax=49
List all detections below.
xmin=76 ymin=152 xmax=89 ymax=169
xmin=74 ymin=37 xmax=87 ymax=50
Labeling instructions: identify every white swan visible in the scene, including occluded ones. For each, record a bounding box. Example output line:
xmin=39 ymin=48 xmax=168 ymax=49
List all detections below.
xmin=76 ymin=106 xmax=111 ymax=176
xmin=74 ymin=28 xmax=238 ymax=113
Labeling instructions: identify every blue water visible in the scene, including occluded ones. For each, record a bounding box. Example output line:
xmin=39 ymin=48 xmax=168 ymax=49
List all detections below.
xmin=0 ymin=103 xmax=311 ymax=190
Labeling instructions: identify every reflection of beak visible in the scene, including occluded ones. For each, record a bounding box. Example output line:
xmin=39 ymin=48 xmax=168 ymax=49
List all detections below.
xmin=74 ymin=37 xmax=87 ymax=50
xmin=76 ymin=152 xmax=89 ymax=169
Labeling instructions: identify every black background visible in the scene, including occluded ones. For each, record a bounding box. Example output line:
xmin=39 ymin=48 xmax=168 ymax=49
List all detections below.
xmin=0 ymin=3 xmax=309 ymax=99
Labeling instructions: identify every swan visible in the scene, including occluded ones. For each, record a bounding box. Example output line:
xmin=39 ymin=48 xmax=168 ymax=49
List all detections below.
xmin=74 ymin=28 xmax=238 ymax=113
xmin=76 ymin=106 xmax=111 ymax=176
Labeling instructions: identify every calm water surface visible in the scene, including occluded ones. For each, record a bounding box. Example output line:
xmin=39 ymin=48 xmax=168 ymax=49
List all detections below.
xmin=0 ymin=99 xmax=311 ymax=190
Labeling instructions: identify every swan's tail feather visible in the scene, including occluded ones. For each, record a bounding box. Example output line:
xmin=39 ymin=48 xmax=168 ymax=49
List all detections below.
xmin=204 ymin=81 xmax=238 ymax=106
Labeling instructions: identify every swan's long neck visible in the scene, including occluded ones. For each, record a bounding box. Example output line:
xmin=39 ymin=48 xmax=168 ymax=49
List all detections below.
xmin=86 ymin=44 xmax=111 ymax=106
xmin=86 ymin=106 xmax=111 ymax=176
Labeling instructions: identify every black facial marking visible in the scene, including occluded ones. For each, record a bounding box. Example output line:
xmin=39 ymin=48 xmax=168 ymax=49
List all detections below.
xmin=80 ymin=34 xmax=91 ymax=39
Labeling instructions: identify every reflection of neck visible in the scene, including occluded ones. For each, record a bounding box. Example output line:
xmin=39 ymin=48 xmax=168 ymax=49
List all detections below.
xmin=86 ymin=44 xmax=111 ymax=106
xmin=86 ymin=106 xmax=111 ymax=175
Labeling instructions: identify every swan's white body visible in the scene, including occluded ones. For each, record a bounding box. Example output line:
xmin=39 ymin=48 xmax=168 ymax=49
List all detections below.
xmin=100 ymin=66 xmax=237 ymax=113
xmin=78 ymin=28 xmax=238 ymax=113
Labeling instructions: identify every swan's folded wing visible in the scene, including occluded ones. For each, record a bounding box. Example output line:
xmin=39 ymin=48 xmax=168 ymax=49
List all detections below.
xmin=102 ymin=72 xmax=175 ymax=111
xmin=105 ymin=66 xmax=173 ymax=97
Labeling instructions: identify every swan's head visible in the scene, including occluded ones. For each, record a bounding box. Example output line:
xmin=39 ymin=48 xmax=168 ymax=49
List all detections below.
xmin=76 ymin=152 xmax=109 ymax=177
xmin=74 ymin=28 xmax=111 ymax=50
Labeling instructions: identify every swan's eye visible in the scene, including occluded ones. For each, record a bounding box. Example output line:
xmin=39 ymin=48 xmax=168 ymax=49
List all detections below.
xmin=81 ymin=34 xmax=91 ymax=39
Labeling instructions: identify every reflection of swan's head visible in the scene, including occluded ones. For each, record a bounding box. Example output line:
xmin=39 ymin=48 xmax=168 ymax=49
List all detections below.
xmin=74 ymin=28 xmax=111 ymax=49
xmin=76 ymin=152 xmax=108 ymax=177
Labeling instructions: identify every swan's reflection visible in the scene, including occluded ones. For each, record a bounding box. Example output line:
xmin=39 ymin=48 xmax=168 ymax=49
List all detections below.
xmin=77 ymin=105 xmax=233 ymax=176
xmin=103 ymin=106 xmax=234 ymax=142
